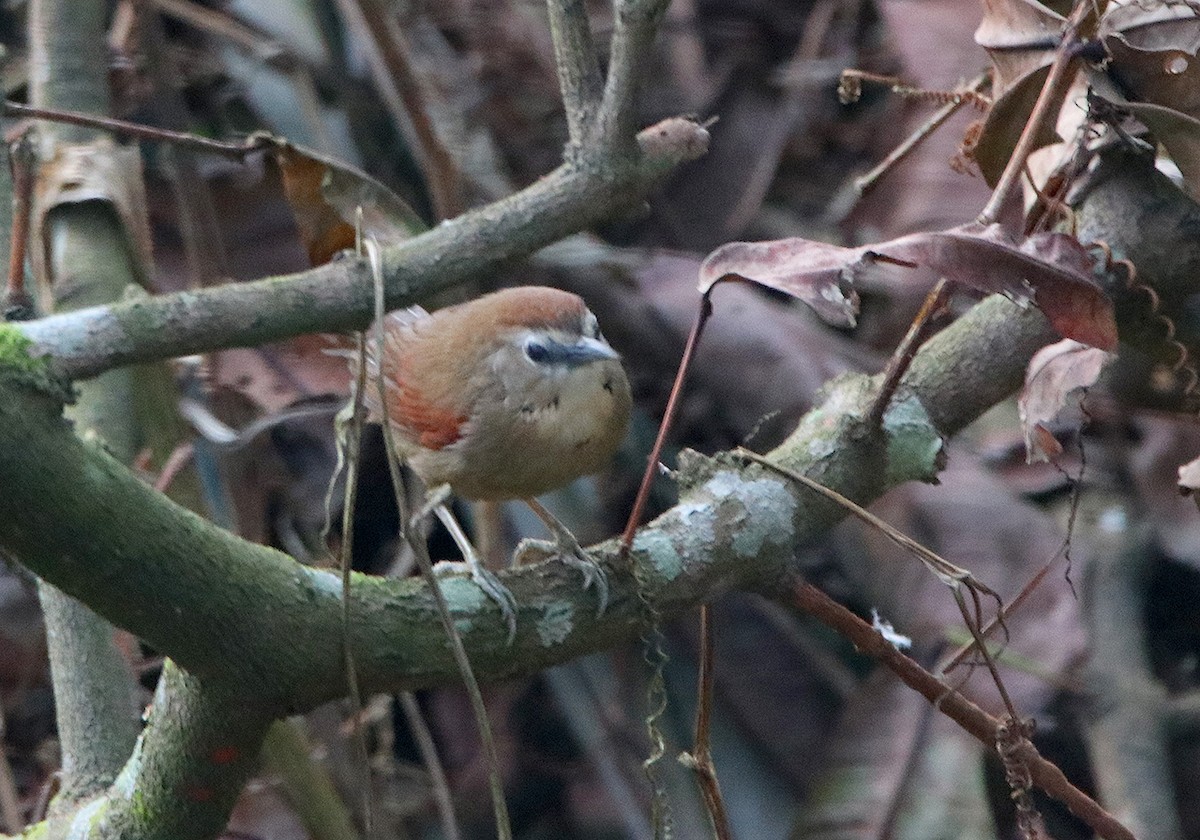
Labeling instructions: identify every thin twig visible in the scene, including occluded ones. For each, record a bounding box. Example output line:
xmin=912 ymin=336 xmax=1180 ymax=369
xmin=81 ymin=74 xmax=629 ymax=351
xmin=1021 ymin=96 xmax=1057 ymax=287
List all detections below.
xmin=679 ymin=605 xmax=732 ymax=840
xmin=2 ymin=101 xmax=270 ymax=160
xmin=940 ymin=556 xmax=1056 ymax=673
xmin=838 ymin=69 xmax=991 ymax=111
xmin=397 ymin=692 xmax=464 ymax=840
xmin=865 ymin=277 xmax=951 ymax=428
xmin=547 ymin=0 xmax=604 ymax=150
xmin=851 ymin=71 xmax=992 ymax=200
xmin=151 ymin=442 xmax=195 ymax=494
xmin=16 ymin=116 xmax=709 ymax=382
xmin=339 ymin=328 xmax=374 ymax=831
xmin=790 ymin=580 xmax=1134 ymax=840
xmin=363 ymin=240 xmax=512 ymax=839
xmin=738 ymin=447 xmax=1023 ymax=723
xmin=734 ymin=448 xmax=990 ymax=592
xmin=4 ymin=132 xmax=35 ymax=320
xmin=951 ymin=585 xmax=1020 ymax=723
xmin=620 ymin=292 xmax=713 ymax=557
xmin=346 ymin=0 xmax=463 ymax=219
xmin=619 ymin=288 xmax=710 ymax=840
xmin=977 ymin=0 xmax=1099 ymax=225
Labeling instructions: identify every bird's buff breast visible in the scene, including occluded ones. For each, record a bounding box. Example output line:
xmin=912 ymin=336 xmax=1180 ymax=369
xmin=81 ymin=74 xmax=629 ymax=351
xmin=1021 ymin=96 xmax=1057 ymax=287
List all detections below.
xmin=407 ymin=360 xmax=630 ymax=500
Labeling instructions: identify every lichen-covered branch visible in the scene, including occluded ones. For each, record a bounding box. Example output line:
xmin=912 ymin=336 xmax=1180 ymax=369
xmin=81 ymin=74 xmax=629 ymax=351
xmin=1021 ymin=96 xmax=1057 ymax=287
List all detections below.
xmin=95 ymin=663 xmax=272 ymax=840
xmin=0 ymin=291 xmax=1065 ymax=840
xmin=0 ymin=294 xmax=1055 ymax=713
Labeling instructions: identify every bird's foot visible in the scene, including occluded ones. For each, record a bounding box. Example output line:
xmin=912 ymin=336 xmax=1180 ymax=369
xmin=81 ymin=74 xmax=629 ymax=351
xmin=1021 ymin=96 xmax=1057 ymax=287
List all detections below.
xmin=433 ymin=559 xmax=518 ymax=644
xmin=516 ymin=533 xmax=610 ymax=618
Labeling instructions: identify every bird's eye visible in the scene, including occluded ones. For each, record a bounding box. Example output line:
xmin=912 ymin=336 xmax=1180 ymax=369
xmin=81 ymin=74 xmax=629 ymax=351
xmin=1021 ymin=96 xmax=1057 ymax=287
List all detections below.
xmin=524 ymin=340 xmax=550 ymax=363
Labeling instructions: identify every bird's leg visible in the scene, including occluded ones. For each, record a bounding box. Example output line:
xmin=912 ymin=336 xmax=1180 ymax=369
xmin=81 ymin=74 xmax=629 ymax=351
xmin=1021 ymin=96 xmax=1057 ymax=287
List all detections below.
xmin=432 ymin=503 xmax=518 ymax=643
xmin=518 ymin=498 xmax=610 ymax=617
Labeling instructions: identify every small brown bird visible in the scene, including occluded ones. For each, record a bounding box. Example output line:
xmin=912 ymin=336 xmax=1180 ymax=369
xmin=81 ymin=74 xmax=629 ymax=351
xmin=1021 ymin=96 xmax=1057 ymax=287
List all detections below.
xmin=361 ymin=286 xmax=632 ymax=634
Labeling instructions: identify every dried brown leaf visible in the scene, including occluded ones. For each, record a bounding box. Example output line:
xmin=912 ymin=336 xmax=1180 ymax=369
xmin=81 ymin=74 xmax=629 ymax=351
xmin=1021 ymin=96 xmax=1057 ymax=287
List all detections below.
xmin=972 ymin=0 xmax=1200 ymax=187
xmin=973 ymin=64 xmax=1060 ymax=185
xmin=273 ymin=141 xmax=424 ymax=266
xmin=1101 ymin=1 xmax=1200 ymax=50
xmin=974 ymin=0 xmax=1064 ymax=95
xmin=1104 ymin=36 xmax=1200 ymax=120
xmin=1019 ymin=338 xmax=1114 ymax=462
xmin=700 ymin=224 xmax=1117 ymax=349
xmin=698 ymin=239 xmax=861 ymax=326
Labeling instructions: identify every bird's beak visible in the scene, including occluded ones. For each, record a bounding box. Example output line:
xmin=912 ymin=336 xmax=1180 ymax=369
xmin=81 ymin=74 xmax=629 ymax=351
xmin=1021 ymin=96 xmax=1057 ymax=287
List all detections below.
xmin=557 ymin=336 xmax=620 ymax=366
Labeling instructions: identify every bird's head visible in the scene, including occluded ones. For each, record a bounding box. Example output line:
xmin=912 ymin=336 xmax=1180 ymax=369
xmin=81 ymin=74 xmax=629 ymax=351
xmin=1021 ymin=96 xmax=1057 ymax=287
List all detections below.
xmin=461 ymin=286 xmax=618 ymax=380
xmin=359 ymin=286 xmax=631 ymax=498
xmin=462 ymin=288 xmax=628 ymax=425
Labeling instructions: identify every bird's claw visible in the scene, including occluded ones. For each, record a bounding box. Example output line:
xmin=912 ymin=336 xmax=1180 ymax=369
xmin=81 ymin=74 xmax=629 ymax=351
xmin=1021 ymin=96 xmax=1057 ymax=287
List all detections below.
xmin=433 ymin=560 xmax=518 ymax=644
xmin=516 ymin=537 xmax=610 ymax=618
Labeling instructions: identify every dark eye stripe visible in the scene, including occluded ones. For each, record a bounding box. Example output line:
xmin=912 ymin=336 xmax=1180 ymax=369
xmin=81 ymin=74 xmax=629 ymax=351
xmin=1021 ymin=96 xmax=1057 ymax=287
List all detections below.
xmin=524 ymin=337 xmax=615 ymax=367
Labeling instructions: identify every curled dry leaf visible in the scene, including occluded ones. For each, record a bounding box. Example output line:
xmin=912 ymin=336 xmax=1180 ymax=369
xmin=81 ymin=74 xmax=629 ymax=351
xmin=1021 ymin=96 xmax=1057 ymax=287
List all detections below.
xmin=32 ymin=138 xmax=154 ymax=311
xmin=1096 ymin=95 xmax=1200 ymax=198
xmin=974 ymin=65 xmax=1060 ymax=186
xmin=272 ymin=139 xmax=425 ymax=266
xmin=1019 ymin=338 xmax=1114 ymax=463
xmin=971 ymin=0 xmax=1065 ymax=184
xmin=699 ymin=224 xmax=1117 ymax=349
xmin=974 ymin=0 xmax=1065 ymax=95
xmin=1104 ymin=36 xmax=1200 ymax=121
xmin=972 ymin=0 xmax=1200 ymax=186
xmin=698 ymin=239 xmax=861 ymax=326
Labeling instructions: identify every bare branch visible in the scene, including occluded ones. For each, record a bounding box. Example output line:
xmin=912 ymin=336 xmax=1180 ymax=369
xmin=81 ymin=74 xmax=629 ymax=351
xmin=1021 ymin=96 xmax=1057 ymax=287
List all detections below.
xmin=547 ymin=0 xmax=604 ymax=152
xmin=597 ymin=0 xmax=671 ymax=156
xmin=791 ymin=581 xmax=1134 ymax=840
xmin=16 ymin=119 xmax=709 ymax=380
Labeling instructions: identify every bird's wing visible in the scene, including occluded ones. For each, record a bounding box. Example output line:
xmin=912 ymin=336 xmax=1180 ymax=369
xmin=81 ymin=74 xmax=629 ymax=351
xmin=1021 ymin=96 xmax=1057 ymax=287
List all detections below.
xmin=377 ymin=309 xmax=470 ymax=451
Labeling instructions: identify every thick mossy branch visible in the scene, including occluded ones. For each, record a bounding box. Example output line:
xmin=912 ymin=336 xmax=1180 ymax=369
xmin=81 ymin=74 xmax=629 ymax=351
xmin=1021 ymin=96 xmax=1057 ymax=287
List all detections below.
xmin=50 ymin=663 xmax=273 ymax=840
xmin=0 ymin=324 xmax=71 ymax=398
xmin=0 ymin=294 xmax=1055 ymax=717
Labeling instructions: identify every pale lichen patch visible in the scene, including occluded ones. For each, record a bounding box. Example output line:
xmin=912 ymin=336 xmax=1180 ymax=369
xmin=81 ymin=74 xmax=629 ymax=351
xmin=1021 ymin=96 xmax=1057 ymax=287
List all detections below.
xmin=882 ymin=393 xmax=943 ymax=484
xmin=788 ymin=374 xmax=872 ymax=461
xmin=634 ymin=528 xmax=683 ymax=581
xmin=112 ymin=734 xmax=145 ymax=799
xmin=703 ymin=471 xmax=796 ymax=558
xmin=432 ymin=572 xmax=488 ymax=613
xmin=298 ymin=567 xmax=343 ymax=599
xmin=675 ymin=498 xmax=716 ymax=543
xmin=67 ymin=796 xmax=106 ymax=840
xmin=536 ymin=600 xmax=575 ymax=646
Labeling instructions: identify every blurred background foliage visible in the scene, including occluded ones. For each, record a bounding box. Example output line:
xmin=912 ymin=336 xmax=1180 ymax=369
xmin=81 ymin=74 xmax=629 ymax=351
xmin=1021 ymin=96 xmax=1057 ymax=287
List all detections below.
xmin=0 ymin=0 xmax=1198 ymax=838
